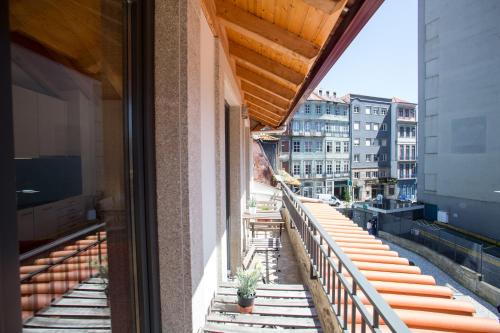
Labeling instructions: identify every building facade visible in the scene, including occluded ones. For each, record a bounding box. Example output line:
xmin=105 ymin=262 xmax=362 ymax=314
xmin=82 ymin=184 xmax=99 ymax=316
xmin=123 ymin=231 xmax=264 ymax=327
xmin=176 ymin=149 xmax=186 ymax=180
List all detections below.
xmin=347 ymin=94 xmax=392 ymax=201
xmin=418 ymin=0 xmax=500 ymax=240
xmin=391 ymin=98 xmax=418 ymax=200
xmin=279 ymin=91 xmax=350 ymax=198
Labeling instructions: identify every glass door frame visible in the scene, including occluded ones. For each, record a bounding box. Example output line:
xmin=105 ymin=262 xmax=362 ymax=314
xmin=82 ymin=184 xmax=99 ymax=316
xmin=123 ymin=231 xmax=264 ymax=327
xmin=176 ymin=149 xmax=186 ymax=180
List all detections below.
xmin=0 ymin=0 xmax=161 ymax=331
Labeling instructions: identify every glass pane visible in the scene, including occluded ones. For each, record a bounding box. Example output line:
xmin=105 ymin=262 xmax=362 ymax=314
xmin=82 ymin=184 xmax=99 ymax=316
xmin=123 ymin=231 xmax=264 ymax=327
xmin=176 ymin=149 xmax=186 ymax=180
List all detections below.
xmin=10 ymin=0 xmax=133 ymax=330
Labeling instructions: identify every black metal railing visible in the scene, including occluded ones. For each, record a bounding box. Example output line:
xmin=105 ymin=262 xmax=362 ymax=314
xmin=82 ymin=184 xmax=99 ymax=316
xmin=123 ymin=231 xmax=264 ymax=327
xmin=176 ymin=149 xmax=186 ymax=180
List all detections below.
xmin=280 ymin=182 xmax=410 ymax=333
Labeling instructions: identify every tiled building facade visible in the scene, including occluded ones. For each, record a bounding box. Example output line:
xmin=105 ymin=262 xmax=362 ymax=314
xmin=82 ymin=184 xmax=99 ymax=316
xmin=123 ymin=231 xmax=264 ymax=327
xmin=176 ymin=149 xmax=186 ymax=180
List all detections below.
xmin=278 ymin=91 xmax=350 ymax=197
xmin=347 ymin=94 xmax=393 ymax=201
xmin=279 ymin=91 xmax=418 ymax=201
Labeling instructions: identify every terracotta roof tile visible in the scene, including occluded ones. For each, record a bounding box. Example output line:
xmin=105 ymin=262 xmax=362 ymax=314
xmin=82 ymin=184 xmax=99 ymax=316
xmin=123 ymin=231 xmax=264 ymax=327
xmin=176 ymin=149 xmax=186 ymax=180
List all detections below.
xmin=302 ymin=202 xmax=500 ymax=333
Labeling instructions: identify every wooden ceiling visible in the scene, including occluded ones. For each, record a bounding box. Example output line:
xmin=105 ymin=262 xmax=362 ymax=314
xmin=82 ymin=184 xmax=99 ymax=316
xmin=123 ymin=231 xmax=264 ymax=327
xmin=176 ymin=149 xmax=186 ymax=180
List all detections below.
xmin=9 ymin=0 xmax=123 ymax=99
xmin=203 ymin=0 xmax=356 ymax=128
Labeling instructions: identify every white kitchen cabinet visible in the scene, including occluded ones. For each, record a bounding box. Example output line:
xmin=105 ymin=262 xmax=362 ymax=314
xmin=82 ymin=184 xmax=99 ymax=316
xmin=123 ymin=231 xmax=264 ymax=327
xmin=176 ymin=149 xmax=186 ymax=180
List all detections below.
xmin=12 ymin=85 xmax=39 ymax=158
xmin=17 ymin=208 xmax=35 ymax=241
xmin=38 ymin=93 xmax=68 ymax=156
xmin=34 ymin=202 xmax=58 ymax=239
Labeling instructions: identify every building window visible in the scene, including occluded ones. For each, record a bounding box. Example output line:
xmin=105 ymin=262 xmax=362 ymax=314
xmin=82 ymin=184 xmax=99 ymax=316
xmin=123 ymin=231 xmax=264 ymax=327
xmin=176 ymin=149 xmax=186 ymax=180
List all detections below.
xmin=335 ymin=161 xmax=341 ymax=172
xmin=372 ymin=139 xmax=379 ymax=146
xmin=365 ymin=106 xmax=371 ymax=115
xmin=373 ymin=171 xmax=379 ymax=178
xmin=316 ymin=162 xmax=323 ymax=175
xmin=281 ymin=140 xmax=290 ymax=153
xmin=354 ymin=106 xmax=359 ymax=113
xmin=316 ymin=104 xmax=321 ymax=114
xmin=405 ymin=145 xmax=410 ymax=160
xmin=343 ymin=142 xmax=349 ymax=153
xmin=304 ymin=141 xmax=312 ymax=152
xmin=373 ymin=107 xmax=379 ymax=115
xmin=366 ymin=154 xmax=372 ymax=162
xmin=405 ymin=108 xmax=410 ymax=117
xmin=353 ymin=138 xmax=360 ymax=146
xmin=381 ymin=139 xmax=387 ymax=147
xmin=399 ymin=126 xmax=405 ymax=137
xmin=293 ymin=141 xmax=301 ymax=152
xmin=411 ymin=164 xmax=416 ymax=177
xmin=293 ymin=163 xmax=301 ymax=175
xmin=304 ymin=121 xmax=311 ymax=132
xmin=293 ymin=120 xmax=301 ymax=131
xmin=410 ymin=109 xmax=415 ymax=118
xmin=381 ymin=154 xmax=387 ymax=161
xmin=381 ymin=108 xmax=387 ymax=115
xmin=365 ymin=123 xmax=371 ymax=131
xmin=353 ymin=121 xmax=360 ymax=130
xmin=365 ymin=138 xmax=371 ymax=146
xmin=381 ymin=123 xmax=387 ymax=131
xmin=398 ymin=107 xmax=404 ymax=117
xmin=405 ymin=127 xmax=410 ymax=137
xmin=374 ymin=154 xmax=379 ymax=162
xmin=354 ymin=172 xmax=360 ymax=179
xmin=411 ymin=145 xmax=416 ymax=160
xmin=326 ymin=161 xmax=333 ymax=174
xmin=326 ymin=141 xmax=333 ymax=153
xmin=343 ymin=161 xmax=349 ymax=172
xmin=366 ymin=171 xmax=371 ymax=178
xmin=305 ymin=104 xmax=311 ymax=113
xmin=380 ymin=170 xmax=386 ymax=177
xmin=305 ymin=161 xmax=312 ymax=175
xmin=325 ymin=123 xmax=332 ymax=132
xmin=411 ymin=127 xmax=416 ymax=137
xmin=326 ymin=104 xmax=331 ymax=114
xmin=315 ymin=141 xmax=322 ymax=152
xmin=399 ymin=164 xmax=404 ymax=178
xmin=373 ymin=123 xmax=379 ymax=131
xmin=354 ymin=154 xmax=360 ymax=162
xmin=335 ymin=141 xmax=341 ymax=152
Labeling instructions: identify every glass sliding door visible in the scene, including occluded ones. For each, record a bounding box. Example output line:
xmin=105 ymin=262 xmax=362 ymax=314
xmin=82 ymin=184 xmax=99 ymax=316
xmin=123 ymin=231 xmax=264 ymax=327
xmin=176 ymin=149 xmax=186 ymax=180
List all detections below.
xmin=4 ymin=0 xmax=157 ymax=331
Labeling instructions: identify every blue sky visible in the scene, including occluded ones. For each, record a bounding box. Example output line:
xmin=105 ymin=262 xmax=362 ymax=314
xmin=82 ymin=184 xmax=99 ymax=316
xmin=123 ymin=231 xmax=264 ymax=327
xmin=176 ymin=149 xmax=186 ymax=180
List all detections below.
xmin=319 ymin=0 xmax=418 ymax=102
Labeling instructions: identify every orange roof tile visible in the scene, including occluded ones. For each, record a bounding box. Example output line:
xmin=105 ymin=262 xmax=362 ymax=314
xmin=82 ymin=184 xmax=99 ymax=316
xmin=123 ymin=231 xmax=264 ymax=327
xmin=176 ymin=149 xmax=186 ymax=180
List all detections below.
xmin=302 ymin=202 xmax=500 ymax=333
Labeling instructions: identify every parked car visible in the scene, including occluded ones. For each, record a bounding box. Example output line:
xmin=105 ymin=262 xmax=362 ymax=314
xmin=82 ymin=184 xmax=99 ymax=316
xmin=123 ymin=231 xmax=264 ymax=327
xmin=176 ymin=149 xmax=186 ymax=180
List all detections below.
xmin=317 ymin=194 xmax=341 ymax=207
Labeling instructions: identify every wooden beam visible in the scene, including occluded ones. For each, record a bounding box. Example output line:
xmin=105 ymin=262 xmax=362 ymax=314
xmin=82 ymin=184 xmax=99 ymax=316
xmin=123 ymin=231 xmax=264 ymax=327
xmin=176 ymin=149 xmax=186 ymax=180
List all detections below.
xmin=302 ymin=0 xmax=344 ymax=14
xmin=246 ymin=101 xmax=282 ymax=121
xmin=248 ymin=110 xmax=280 ymax=126
xmin=215 ymin=0 xmax=319 ymax=61
xmin=244 ymin=94 xmax=286 ymax=115
xmin=240 ymin=81 xmax=289 ymax=110
xmin=236 ymin=65 xmax=295 ymax=100
xmin=228 ymin=41 xmax=304 ymax=86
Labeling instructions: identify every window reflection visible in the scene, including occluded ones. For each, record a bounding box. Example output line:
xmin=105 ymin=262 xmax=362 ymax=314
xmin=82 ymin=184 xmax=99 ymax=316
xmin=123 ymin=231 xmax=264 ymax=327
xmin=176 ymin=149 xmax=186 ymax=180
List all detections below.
xmin=11 ymin=0 xmax=133 ymax=330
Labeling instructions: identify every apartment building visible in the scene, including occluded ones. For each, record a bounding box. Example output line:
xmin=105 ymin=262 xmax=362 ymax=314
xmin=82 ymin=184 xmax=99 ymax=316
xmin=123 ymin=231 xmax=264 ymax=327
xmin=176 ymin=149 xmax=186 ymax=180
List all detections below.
xmin=346 ymin=94 xmax=392 ymax=201
xmin=391 ymin=98 xmax=418 ymax=200
xmin=418 ymin=0 xmax=500 ymax=240
xmin=279 ymin=90 xmax=350 ymax=198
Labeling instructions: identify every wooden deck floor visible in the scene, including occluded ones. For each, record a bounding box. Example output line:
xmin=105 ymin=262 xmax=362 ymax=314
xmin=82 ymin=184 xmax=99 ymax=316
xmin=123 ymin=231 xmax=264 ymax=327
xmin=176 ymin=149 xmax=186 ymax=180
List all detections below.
xmin=203 ymin=283 xmax=322 ymax=332
xmin=23 ymin=278 xmax=110 ymax=333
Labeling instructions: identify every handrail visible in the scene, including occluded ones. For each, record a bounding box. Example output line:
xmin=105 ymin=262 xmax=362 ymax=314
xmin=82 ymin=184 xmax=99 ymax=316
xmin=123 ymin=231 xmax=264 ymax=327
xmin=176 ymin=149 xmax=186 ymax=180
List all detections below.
xmin=20 ymin=223 xmax=105 ymax=262
xmin=280 ymin=181 xmax=410 ymax=333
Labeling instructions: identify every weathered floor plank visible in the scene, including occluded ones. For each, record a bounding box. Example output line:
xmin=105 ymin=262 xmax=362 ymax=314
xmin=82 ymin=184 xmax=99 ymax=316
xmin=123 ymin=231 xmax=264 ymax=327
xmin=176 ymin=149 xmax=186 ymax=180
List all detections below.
xmin=38 ymin=307 xmax=110 ymax=318
xmin=203 ymin=323 xmax=322 ymax=333
xmin=23 ymin=317 xmax=110 ymax=329
xmin=64 ymin=290 xmax=107 ymax=299
xmin=207 ymin=313 xmax=321 ymax=328
xmin=219 ymin=283 xmax=308 ymax=291
xmin=217 ymin=287 xmax=312 ymax=299
xmin=52 ymin=298 xmax=107 ymax=308
xmin=211 ymin=303 xmax=317 ymax=317
xmin=23 ymin=329 xmax=110 ymax=333
xmin=214 ymin=295 xmax=315 ymax=307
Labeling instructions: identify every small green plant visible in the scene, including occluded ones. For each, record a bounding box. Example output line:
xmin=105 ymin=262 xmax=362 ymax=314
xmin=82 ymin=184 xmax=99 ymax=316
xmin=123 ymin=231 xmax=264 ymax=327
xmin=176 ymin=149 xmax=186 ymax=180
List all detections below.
xmin=342 ymin=189 xmax=351 ymax=202
xmin=248 ymin=196 xmax=257 ymax=208
xmin=236 ymin=263 xmax=262 ymax=298
xmin=91 ymin=257 xmax=109 ymax=296
xmin=260 ymin=206 xmax=271 ymax=211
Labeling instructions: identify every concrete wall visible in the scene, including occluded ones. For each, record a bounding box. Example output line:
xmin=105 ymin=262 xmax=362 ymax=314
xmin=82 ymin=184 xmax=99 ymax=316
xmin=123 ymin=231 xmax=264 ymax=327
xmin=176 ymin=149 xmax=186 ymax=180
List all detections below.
xmin=418 ymin=0 xmax=500 ymax=240
xmin=154 ymin=1 xmax=241 ymax=331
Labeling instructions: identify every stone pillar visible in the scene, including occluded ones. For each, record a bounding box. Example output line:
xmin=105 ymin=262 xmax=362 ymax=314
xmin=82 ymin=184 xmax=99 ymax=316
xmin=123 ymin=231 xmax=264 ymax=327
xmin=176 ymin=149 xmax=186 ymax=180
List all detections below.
xmin=154 ymin=0 xmax=200 ymax=331
xmin=229 ymin=106 xmax=244 ymax=274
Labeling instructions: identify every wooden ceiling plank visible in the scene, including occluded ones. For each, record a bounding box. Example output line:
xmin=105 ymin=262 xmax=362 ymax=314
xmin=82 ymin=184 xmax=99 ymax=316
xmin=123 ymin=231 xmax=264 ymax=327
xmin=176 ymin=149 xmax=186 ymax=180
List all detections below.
xmin=302 ymin=0 xmax=343 ymax=15
xmin=248 ymin=110 xmax=281 ymax=126
xmin=229 ymin=40 xmax=304 ymax=85
xmin=244 ymin=93 xmax=286 ymax=115
xmin=236 ymin=65 xmax=296 ymax=100
xmin=241 ymin=81 xmax=289 ymax=110
xmin=215 ymin=0 xmax=319 ymax=61
xmin=246 ymin=101 xmax=283 ymax=120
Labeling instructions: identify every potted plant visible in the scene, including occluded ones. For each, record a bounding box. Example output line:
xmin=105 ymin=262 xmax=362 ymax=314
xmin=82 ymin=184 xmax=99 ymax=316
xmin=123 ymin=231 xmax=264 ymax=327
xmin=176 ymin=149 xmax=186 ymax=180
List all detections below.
xmin=248 ymin=196 xmax=257 ymax=214
xmin=91 ymin=257 xmax=109 ymax=304
xmin=236 ymin=263 xmax=262 ymax=314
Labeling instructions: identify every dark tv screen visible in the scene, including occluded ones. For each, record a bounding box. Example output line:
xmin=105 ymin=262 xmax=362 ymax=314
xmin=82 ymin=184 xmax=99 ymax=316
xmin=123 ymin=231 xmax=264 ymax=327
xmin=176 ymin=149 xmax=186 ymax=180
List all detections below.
xmin=16 ymin=156 xmax=82 ymax=209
